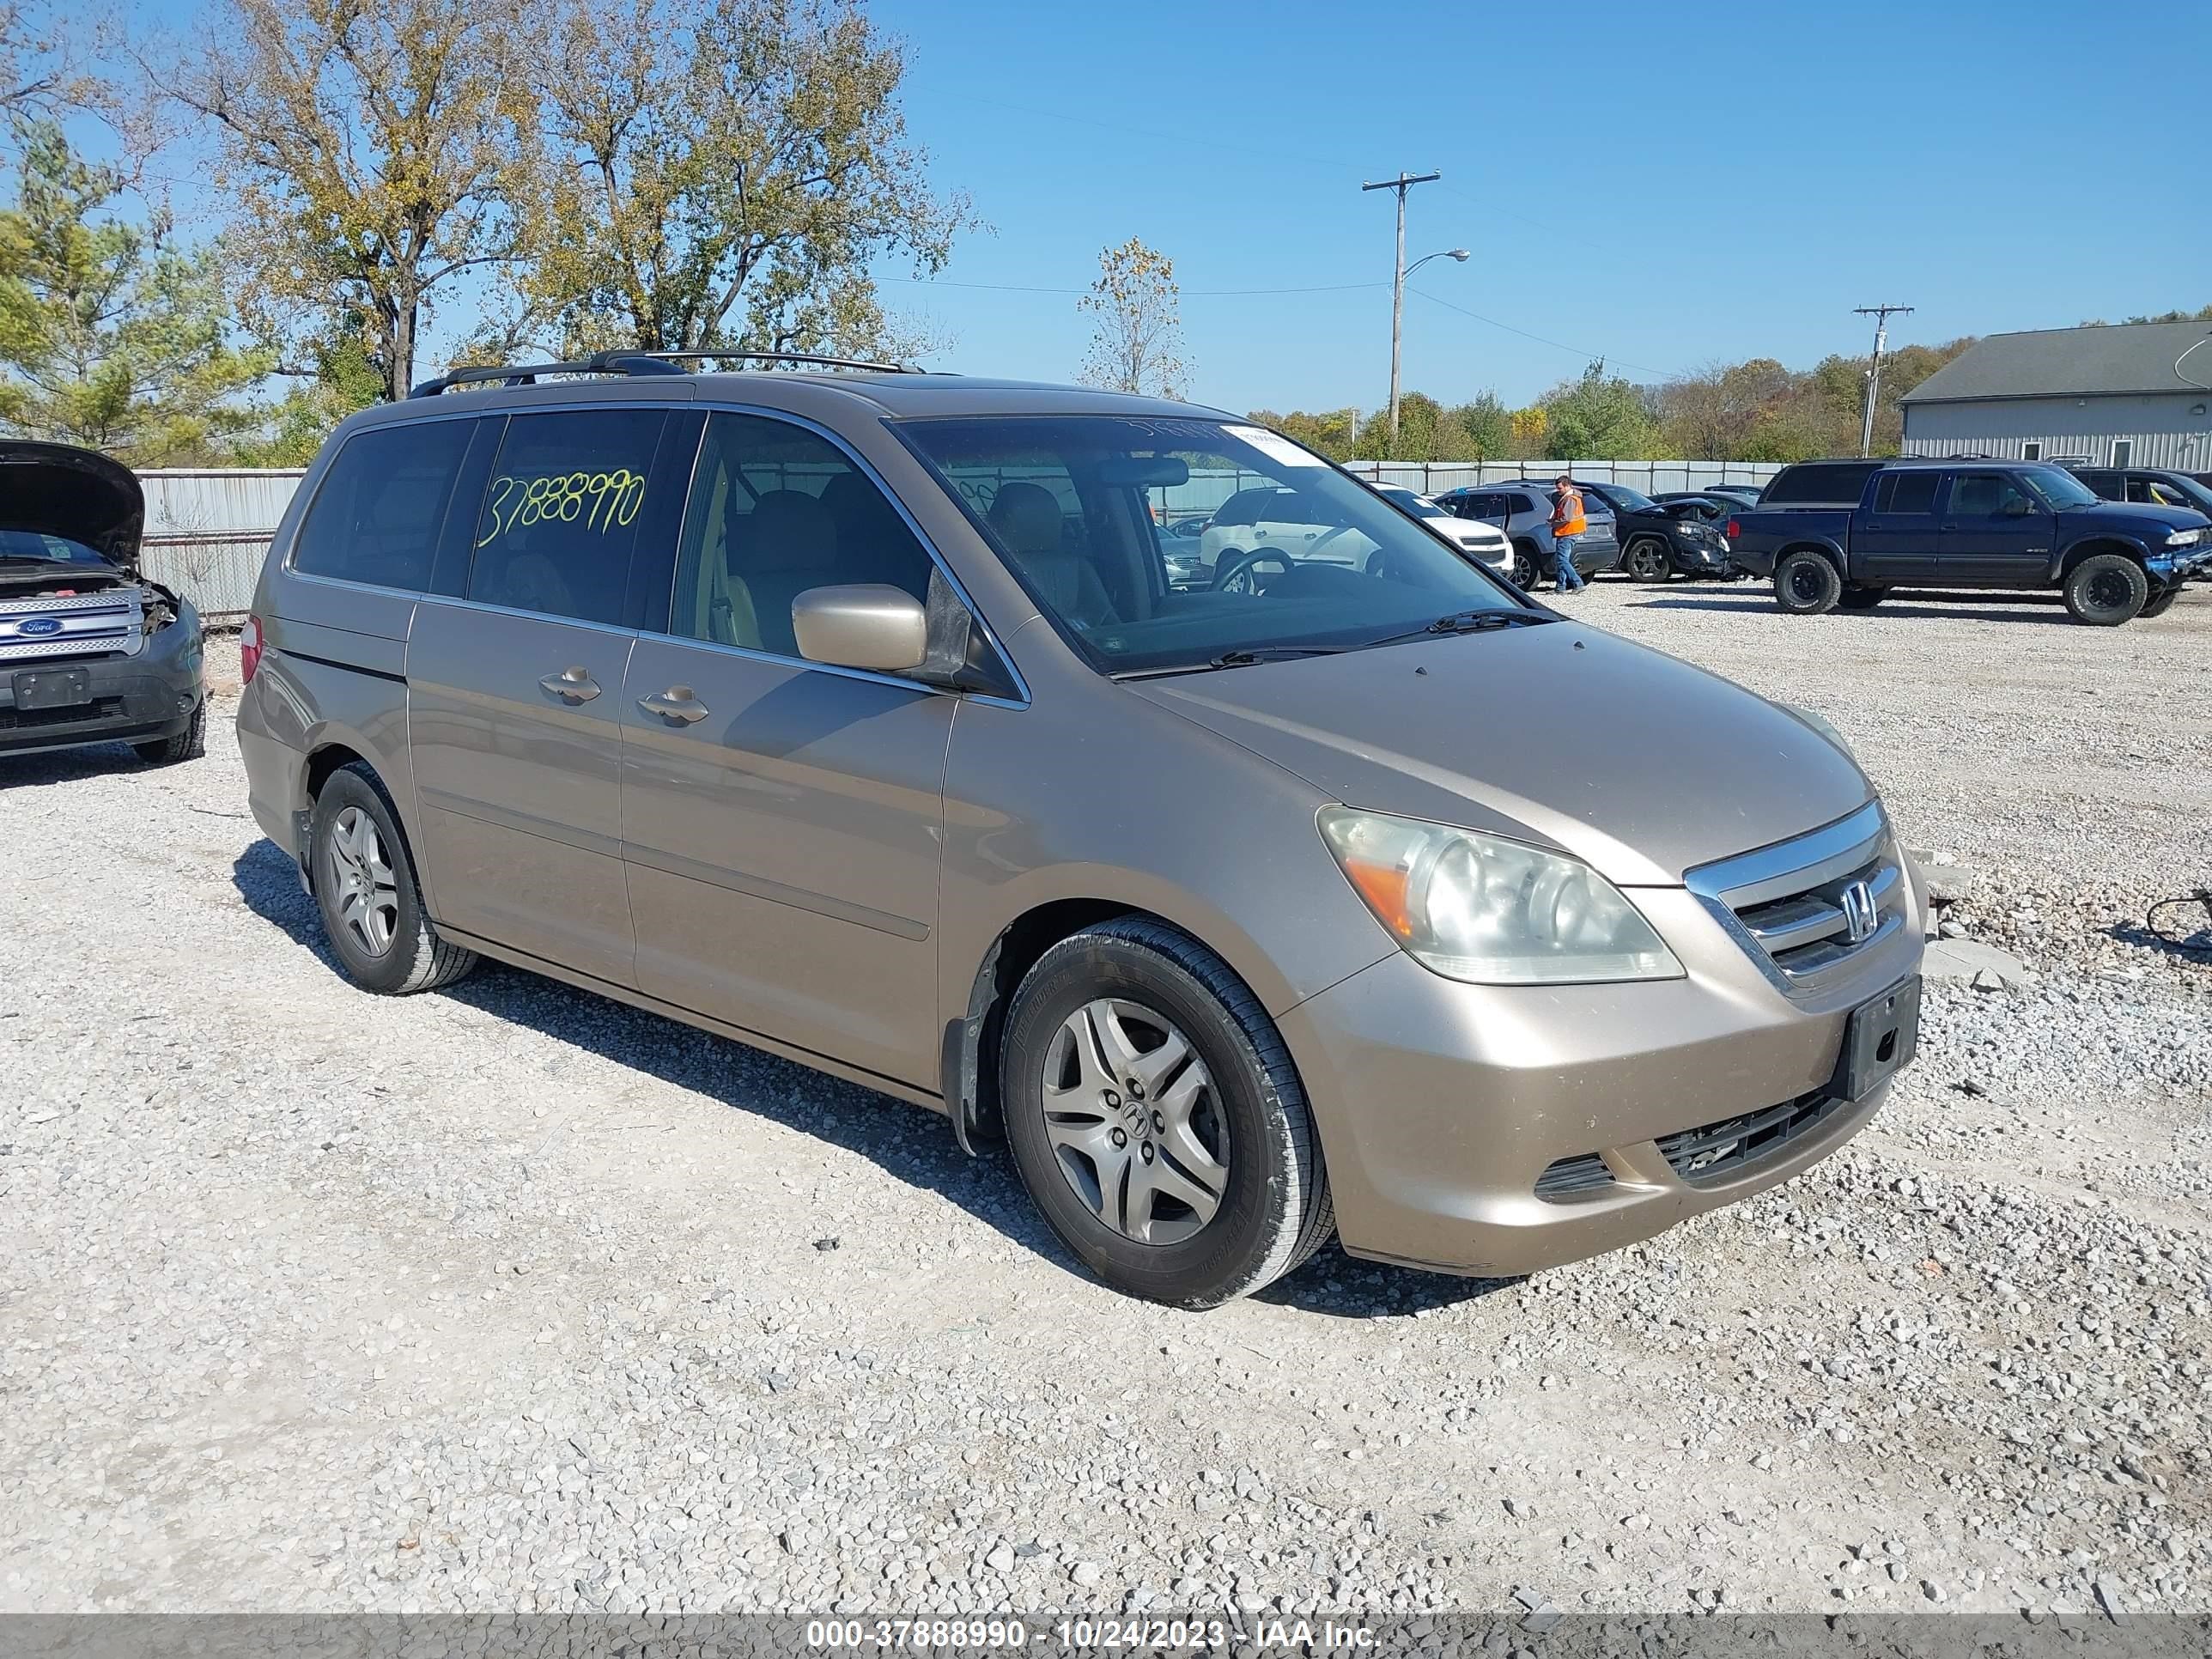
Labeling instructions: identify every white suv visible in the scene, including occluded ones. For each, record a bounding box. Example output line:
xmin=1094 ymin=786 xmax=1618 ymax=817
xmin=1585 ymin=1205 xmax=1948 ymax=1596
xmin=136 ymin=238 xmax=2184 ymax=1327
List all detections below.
xmin=1373 ymin=484 xmax=1514 ymax=576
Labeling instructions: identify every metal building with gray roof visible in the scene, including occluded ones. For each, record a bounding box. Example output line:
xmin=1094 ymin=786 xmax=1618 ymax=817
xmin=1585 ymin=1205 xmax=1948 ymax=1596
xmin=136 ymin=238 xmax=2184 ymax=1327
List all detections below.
xmin=1899 ymin=319 xmax=2212 ymax=471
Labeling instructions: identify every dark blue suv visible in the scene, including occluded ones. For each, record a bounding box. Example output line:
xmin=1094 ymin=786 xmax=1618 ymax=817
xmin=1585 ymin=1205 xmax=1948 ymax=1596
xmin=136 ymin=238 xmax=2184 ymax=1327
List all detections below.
xmin=1725 ymin=459 xmax=2210 ymax=625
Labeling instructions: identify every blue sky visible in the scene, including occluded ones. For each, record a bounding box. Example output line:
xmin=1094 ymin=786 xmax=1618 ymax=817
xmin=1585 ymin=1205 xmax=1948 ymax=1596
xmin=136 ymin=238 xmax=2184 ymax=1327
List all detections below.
xmin=97 ymin=0 xmax=2212 ymax=410
xmin=871 ymin=0 xmax=2212 ymax=411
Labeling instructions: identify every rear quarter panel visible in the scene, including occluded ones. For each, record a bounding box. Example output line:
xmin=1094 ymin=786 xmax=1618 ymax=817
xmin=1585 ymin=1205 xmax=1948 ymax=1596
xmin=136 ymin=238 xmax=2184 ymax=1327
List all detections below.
xmin=1726 ymin=507 xmax=1853 ymax=576
xmin=236 ymin=429 xmax=422 ymax=884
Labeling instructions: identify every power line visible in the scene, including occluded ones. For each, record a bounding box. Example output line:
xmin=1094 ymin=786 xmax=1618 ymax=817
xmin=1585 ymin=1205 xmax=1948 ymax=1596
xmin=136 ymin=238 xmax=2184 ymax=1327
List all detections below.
xmin=1407 ymin=286 xmax=1680 ymax=380
xmin=881 ymin=276 xmax=1387 ymax=299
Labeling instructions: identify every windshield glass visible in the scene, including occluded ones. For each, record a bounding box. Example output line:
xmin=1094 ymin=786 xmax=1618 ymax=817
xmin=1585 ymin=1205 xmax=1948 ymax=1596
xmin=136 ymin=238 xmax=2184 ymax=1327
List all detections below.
xmin=1599 ymin=483 xmax=1658 ymax=513
xmin=898 ymin=416 xmax=1522 ymax=674
xmin=2021 ymin=466 xmax=2100 ymax=508
xmin=0 ymin=528 xmax=108 ymax=565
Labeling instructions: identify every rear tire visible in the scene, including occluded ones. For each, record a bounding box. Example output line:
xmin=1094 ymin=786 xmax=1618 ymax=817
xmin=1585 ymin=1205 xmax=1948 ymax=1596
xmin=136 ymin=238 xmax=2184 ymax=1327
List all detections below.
xmin=1838 ymin=584 xmax=1886 ymax=611
xmin=1000 ymin=917 xmax=1334 ymax=1308
xmin=308 ymin=762 xmax=478 ymax=994
xmin=2062 ymin=553 xmax=2148 ymax=626
xmin=1621 ymin=537 xmax=1671 ymax=583
xmin=1773 ymin=550 xmax=1844 ymax=615
xmin=133 ymin=701 xmax=206 ymax=765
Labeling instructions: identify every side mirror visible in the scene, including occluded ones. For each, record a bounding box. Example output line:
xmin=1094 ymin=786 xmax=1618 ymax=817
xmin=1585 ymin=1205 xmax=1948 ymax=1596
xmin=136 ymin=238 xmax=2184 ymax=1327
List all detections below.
xmin=791 ymin=584 xmax=929 ymax=673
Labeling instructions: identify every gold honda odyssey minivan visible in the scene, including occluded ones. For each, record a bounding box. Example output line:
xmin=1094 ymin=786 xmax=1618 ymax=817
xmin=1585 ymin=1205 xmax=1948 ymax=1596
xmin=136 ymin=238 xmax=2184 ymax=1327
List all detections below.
xmin=240 ymin=352 xmax=1923 ymax=1307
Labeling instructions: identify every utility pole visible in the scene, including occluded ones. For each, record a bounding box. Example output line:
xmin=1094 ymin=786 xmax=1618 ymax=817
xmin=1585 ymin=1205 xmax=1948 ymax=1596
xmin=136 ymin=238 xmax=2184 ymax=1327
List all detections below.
xmin=1853 ymin=303 xmax=1914 ymax=457
xmin=1364 ymin=170 xmax=1441 ymax=453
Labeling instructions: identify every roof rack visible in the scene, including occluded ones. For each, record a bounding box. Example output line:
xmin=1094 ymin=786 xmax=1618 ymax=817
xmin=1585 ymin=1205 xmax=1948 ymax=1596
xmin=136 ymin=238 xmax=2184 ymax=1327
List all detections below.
xmin=408 ymin=347 xmax=921 ymax=398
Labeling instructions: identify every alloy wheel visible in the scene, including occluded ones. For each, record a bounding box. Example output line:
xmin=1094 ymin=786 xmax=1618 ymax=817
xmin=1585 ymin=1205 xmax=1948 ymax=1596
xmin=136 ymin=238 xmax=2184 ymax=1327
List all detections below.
xmin=1042 ymin=999 xmax=1229 ymax=1245
xmin=327 ymin=805 xmax=400 ymax=957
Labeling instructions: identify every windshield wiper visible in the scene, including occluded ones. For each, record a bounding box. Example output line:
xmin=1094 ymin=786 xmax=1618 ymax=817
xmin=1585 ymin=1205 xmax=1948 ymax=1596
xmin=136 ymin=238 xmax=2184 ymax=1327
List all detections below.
xmin=1358 ymin=608 xmax=1554 ymax=649
xmin=1116 ymin=644 xmax=1345 ymax=681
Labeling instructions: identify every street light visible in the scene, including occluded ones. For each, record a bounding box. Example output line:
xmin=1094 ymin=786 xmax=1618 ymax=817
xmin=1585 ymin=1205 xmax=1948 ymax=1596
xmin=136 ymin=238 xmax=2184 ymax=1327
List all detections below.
xmin=1387 ymin=248 xmax=1470 ymax=451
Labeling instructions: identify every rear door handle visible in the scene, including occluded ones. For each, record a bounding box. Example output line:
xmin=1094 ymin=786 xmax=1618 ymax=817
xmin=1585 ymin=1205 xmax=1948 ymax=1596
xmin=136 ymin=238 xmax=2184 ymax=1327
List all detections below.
xmin=637 ymin=686 xmax=710 ymax=725
xmin=538 ymin=666 xmax=600 ymax=703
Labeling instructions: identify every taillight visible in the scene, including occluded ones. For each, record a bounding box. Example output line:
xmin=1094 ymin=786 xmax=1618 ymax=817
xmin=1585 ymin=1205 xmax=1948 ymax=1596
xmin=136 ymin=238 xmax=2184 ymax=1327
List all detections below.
xmin=1726 ymin=518 xmax=1741 ymax=539
xmin=240 ymin=614 xmax=264 ymax=684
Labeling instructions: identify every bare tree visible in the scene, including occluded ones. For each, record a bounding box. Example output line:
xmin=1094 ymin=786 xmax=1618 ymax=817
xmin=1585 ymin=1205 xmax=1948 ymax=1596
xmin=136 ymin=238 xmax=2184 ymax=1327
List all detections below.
xmin=1079 ymin=238 xmax=1184 ymax=398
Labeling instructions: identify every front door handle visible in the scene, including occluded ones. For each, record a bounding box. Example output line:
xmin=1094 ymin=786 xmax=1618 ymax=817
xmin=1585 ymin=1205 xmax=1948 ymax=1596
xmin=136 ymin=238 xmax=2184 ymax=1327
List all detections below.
xmin=638 ymin=685 xmax=710 ymax=725
xmin=538 ymin=666 xmax=600 ymax=703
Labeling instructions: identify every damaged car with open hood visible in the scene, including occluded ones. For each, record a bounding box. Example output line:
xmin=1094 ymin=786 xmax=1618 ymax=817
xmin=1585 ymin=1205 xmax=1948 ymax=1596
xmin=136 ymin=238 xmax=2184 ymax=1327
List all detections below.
xmin=0 ymin=440 xmax=206 ymax=765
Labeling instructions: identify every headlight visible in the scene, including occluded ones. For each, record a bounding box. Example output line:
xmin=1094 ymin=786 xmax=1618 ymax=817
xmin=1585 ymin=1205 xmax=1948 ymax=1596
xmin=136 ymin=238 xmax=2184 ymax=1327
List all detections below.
xmin=2164 ymin=528 xmax=2203 ymax=547
xmin=1318 ymin=808 xmax=1682 ymax=985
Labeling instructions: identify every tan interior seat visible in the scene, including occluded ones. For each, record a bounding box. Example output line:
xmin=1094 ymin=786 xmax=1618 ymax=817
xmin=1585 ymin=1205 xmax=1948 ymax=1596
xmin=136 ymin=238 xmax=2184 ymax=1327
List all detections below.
xmin=988 ymin=480 xmax=1116 ymax=629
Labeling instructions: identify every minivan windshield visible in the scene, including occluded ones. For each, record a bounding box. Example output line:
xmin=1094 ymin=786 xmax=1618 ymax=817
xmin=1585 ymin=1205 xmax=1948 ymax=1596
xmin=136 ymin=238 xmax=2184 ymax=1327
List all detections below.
xmin=898 ymin=416 xmax=1528 ymax=675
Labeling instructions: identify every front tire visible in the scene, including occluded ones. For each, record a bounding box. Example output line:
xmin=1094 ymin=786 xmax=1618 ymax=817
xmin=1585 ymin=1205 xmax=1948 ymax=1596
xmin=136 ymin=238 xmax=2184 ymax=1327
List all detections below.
xmin=133 ymin=701 xmax=206 ymax=765
xmin=1000 ymin=917 xmax=1334 ymax=1308
xmin=1510 ymin=540 xmax=1542 ymax=588
xmin=1838 ymin=584 xmax=1886 ymax=611
xmin=2063 ymin=553 xmax=2148 ymax=625
xmin=1774 ymin=550 xmax=1844 ymax=615
xmin=2137 ymin=587 xmax=2179 ymax=619
xmin=1621 ymin=537 xmax=1671 ymax=583
xmin=309 ymin=762 xmax=478 ymax=994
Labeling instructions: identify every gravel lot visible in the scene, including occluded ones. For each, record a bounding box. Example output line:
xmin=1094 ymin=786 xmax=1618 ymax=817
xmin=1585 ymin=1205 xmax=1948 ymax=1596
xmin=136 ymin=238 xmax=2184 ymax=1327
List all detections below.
xmin=3 ymin=580 xmax=2208 ymax=1624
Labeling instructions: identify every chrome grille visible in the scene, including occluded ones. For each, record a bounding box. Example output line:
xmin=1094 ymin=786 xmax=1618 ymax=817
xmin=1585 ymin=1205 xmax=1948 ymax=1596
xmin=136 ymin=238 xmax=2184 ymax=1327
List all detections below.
xmin=1686 ymin=800 xmax=1902 ymax=994
xmin=0 ymin=589 xmax=146 ymax=662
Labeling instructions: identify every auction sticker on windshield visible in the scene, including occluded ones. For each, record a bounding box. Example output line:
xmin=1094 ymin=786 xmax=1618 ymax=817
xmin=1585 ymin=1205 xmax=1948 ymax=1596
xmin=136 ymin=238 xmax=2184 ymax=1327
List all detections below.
xmin=1224 ymin=425 xmax=1323 ymax=466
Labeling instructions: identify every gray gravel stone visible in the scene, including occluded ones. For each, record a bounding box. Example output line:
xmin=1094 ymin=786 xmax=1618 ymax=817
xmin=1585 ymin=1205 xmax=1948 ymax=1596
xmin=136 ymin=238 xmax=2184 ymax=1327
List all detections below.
xmin=2 ymin=606 xmax=2207 ymax=1619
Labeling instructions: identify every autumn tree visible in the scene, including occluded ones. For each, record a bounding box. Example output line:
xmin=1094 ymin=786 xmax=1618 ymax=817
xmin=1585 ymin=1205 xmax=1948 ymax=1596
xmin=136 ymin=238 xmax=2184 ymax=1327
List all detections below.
xmin=1537 ymin=362 xmax=1659 ymax=459
xmin=158 ymin=0 xmax=533 ymax=401
xmin=1079 ymin=236 xmax=1184 ymax=398
xmin=504 ymin=0 xmax=964 ymax=362
xmin=0 ymin=121 xmax=266 ymax=462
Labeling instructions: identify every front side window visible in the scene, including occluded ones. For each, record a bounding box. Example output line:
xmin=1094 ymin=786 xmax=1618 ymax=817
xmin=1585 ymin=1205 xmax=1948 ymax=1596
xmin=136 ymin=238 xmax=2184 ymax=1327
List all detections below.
xmin=294 ymin=418 xmax=474 ymax=591
xmin=466 ymin=410 xmax=668 ymax=625
xmin=671 ymin=412 xmax=934 ymax=657
xmin=897 ymin=416 xmax=1523 ymax=675
xmin=1948 ymin=473 xmax=2036 ymax=517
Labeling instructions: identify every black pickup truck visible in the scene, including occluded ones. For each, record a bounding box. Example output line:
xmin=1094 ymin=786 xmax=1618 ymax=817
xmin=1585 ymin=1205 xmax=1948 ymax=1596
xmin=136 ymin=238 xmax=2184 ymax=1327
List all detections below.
xmin=1725 ymin=458 xmax=2211 ymax=624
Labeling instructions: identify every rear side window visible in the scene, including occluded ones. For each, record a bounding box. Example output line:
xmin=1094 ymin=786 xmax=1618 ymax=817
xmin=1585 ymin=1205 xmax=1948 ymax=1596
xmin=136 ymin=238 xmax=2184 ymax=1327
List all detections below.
xmin=465 ymin=410 xmax=668 ymax=625
xmin=292 ymin=419 xmax=472 ymax=591
xmin=1762 ymin=463 xmax=1880 ymax=506
xmin=1212 ymin=490 xmax=1267 ymax=527
xmin=2075 ymin=470 xmax=2122 ymax=500
xmin=1873 ymin=471 xmax=1940 ymax=514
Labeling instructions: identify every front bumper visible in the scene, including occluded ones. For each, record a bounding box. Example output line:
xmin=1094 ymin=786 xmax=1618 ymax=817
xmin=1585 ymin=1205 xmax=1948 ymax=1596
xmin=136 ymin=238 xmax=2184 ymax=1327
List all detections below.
xmin=2148 ymin=546 xmax=2212 ymax=587
xmin=0 ymin=645 xmax=204 ymax=757
xmin=1277 ymin=879 xmax=1923 ymax=1278
xmin=1668 ymin=538 xmax=1733 ymax=575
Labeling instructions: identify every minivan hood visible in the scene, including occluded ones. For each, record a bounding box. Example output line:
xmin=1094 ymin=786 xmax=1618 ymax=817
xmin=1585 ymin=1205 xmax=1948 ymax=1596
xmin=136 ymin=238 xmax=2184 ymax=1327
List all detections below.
xmin=1128 ymin=623 xmax=1874 ymax=885
xmin=0 ymin=441 xmax=144 ymax=569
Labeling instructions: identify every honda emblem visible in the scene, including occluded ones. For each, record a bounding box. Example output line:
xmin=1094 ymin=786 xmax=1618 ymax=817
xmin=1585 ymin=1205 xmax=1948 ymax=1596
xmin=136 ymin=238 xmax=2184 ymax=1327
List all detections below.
xmin=1840 ymin=879 xmax=1878 ymax=944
